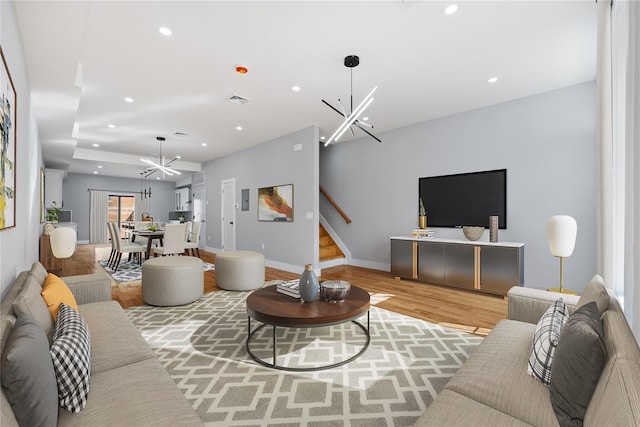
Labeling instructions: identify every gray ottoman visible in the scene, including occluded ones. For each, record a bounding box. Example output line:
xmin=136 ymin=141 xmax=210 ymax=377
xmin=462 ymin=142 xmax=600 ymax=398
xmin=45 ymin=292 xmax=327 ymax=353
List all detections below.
xmin=142 ymin=256 xmax=204 ymax=306
xmin=215 ymin=250 xmax=265 ymax=291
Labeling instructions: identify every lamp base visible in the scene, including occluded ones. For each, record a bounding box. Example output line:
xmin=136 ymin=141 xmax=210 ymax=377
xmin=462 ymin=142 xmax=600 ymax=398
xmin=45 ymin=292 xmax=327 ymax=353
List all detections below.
xmin=547 ymin=287 xmax=577 ymax=295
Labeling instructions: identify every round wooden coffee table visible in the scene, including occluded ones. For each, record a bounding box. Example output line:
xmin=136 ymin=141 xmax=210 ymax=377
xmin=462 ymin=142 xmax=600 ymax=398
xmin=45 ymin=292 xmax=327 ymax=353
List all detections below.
xmin=246 ymin=284 xmax=371 ymax=371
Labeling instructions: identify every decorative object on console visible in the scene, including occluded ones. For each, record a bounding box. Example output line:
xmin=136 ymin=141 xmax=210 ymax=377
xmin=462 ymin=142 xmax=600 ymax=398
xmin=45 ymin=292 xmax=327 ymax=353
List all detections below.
xmin=321 ymin=280 xmax=351 ymax=303
xmin=546 ymin=215 xmax=578 ymax=295
xmin=419 ymin=197 xmax=427 ymax=229
xmin=490 ymin=215 xmax=499 ymax=242
xmin=299 ymin=264 xmax=319 ymax=302
xmin=43 ymin=222 xmax=55 ymax=235
xmin=462 ymin=226 xmax=484 ymax=241
xmin=322 ymin=55 xmax=381 ymax=146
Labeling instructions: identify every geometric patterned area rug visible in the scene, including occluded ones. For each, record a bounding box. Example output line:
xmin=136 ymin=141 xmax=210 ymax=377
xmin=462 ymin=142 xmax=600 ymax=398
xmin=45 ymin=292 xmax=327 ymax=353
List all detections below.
xmin=126 ymin=291 xmax=483 ymax=426
xmin=98 ymin=259 xmax=215 ymax=283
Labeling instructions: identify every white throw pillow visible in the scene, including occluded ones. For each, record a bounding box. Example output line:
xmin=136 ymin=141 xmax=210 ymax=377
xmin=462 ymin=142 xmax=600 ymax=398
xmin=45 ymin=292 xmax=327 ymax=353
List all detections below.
xmin=527 ymin=298 xmax=568 ymax=386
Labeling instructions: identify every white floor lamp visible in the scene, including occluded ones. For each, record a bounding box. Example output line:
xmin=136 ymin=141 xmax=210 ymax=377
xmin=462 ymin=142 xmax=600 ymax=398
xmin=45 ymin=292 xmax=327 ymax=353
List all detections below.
xmin=546 ymin=215 xmax=578 ymax=295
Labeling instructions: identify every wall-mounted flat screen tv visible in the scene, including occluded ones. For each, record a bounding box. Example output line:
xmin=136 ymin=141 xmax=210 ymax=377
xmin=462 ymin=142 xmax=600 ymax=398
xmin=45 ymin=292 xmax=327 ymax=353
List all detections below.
xmin=419 ymin=169 xmax=507 ymax=229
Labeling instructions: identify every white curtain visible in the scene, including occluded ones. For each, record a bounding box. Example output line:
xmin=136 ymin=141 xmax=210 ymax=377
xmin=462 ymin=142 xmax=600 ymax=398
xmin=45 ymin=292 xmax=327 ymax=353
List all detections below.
xmin=596 ymin=0 xmax=614 ymax=289
xmin=599 ymin=0 xmax=640 ymax=340
xmin=89 ymin=190 xmax=109 ymax=243
xmin=135 ymin=193 xmax=150 ymax=221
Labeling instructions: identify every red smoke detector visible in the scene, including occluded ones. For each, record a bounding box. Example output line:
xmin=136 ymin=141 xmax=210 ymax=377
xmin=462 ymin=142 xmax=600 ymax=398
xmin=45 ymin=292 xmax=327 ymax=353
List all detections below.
xmin=236 ymin=66 xmax=248 ymax=74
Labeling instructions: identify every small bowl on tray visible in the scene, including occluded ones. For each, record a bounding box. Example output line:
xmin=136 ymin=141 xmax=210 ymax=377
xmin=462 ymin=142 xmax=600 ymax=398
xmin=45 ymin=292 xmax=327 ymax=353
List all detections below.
xmin=320 ymin=280 xmax=351 ymax=303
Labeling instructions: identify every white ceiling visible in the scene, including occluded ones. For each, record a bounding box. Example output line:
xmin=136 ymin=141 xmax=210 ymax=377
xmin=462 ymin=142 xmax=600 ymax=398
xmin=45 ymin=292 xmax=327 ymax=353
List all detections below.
xmin=15 ymin=1 xmax=596 ymax=182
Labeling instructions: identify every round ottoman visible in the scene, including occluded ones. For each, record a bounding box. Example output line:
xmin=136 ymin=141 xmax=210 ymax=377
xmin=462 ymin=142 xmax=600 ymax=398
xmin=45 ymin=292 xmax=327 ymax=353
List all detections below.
xmin=215 ymin=250 xmax=265 ymax=291
xmin=142 ymin=256 xmax=203 ymax=306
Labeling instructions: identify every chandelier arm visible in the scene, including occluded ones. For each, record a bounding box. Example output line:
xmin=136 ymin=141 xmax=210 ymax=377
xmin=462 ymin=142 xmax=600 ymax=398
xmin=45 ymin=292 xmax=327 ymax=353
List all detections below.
xmin=322 ymin=99 xmax=347 ymax=117
xmin=353 ymin=122 xmax=382 ymax=142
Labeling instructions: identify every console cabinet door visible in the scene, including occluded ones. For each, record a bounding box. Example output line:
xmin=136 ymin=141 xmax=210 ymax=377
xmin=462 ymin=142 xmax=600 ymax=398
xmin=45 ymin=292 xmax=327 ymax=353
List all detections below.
xmin=480 ymin=246 xmax=523 ymax=295
xmin=418 ymin=241 xmax=445 ymax=285
xmin=391 ymin=240 xmax=414 ymax=279
xmin=444 ymin=244 xmax=475 ymax=290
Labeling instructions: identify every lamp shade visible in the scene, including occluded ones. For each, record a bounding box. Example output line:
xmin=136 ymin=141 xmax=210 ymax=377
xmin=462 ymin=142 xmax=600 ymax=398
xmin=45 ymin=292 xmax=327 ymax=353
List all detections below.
xmin=546 ymin=215 xmax=577 ymax=258
xmin=50 ymin=227 xmax=77 ymax=259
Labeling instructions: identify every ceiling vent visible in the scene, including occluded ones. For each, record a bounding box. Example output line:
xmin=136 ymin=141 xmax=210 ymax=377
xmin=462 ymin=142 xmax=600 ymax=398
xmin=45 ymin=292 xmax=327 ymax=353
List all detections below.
xmin=226 ymin=94 xmax=251 ymax=105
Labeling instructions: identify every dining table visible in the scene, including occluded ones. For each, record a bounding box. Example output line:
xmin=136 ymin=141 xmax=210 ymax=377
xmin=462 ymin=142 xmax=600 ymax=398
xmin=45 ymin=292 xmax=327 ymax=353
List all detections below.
xmin=131 ymin=230 xmax=164 ymax=260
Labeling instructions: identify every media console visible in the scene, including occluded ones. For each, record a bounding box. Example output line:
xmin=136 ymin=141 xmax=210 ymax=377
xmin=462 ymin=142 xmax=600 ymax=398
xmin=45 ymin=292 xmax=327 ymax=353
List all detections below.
xmin=390 ymin=237 xmax=524 ymax=296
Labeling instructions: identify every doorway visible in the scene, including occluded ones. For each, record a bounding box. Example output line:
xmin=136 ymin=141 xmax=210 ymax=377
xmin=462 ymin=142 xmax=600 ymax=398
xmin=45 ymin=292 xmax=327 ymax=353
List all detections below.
xmin=221 ymin=178 xmax=236 ymax=251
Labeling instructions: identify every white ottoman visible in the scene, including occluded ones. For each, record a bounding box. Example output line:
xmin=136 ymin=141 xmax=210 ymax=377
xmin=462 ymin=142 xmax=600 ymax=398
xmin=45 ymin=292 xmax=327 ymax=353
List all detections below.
xmin=215 ymin=250 xmax=265 ymax=291
xmin=142 ymin=256 xmax=204 ymax=306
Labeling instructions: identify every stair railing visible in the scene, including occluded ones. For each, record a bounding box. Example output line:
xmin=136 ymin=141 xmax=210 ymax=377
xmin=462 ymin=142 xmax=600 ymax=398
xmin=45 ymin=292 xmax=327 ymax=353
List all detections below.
xmin=320 ymin=186 xmax=352 ymax=224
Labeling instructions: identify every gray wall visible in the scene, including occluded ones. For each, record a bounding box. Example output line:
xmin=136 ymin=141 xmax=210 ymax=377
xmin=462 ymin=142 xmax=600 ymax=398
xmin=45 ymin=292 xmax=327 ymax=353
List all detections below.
xmin=63 ymin=173 xmax=177 ymax=242
xmin=0 ymin=1 xmax=43 ymax=298
xmin=203 ymin=126 xmax=319 ymax=273
xmin=320 ymin=82 xmax=596 ymax=292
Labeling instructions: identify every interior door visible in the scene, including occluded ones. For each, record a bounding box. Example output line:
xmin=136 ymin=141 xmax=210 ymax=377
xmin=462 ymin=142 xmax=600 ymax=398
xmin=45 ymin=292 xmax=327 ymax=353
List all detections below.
xmin=221 ymin=179 xmax=236 ymax=251
xmin=192 ymin=185 xmax=206 ymax=250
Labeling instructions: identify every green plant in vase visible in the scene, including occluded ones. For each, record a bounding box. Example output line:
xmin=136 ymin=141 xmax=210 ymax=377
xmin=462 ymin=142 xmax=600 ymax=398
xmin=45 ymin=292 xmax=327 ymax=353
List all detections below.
xmin=45 ymin=201 xmax=61 ymax=223
xmin=419 ymin=198 xmax=427 ymax=229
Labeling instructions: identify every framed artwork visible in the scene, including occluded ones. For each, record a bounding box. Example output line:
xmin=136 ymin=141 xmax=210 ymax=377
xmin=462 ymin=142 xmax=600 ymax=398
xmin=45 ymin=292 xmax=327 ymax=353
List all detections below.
xmin=40 ymin=168 xmax=45 ymax=223
xmin=258 ymin=184 xmax=293 ymax=222
xmin=1 ymin=47 xmax=17 ymax=231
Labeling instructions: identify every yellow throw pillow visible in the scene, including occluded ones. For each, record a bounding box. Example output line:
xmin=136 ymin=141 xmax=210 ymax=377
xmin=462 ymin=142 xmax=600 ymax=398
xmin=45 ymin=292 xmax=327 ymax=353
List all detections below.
xmin=41 ymin=274 xmax=78 ymax=321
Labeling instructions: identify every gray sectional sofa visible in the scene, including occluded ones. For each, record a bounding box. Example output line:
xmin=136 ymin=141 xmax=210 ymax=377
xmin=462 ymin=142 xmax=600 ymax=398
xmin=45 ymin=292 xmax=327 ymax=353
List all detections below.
xmin=414 ymin=277 xmax=640 ymax=426
xmin=1 ymin=262 xmax=203 ymax=427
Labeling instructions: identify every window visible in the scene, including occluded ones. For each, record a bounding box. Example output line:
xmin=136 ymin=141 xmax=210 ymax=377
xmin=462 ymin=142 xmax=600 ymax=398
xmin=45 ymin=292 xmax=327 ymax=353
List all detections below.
xmin=108 ymin=195 xmax=135 ymax=239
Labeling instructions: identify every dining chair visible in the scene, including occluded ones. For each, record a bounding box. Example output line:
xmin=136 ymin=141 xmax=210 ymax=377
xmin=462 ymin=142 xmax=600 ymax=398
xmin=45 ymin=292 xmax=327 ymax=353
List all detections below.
xmin=49 ymin=226 xmax=77 ymax=275
xmin=154 ymin=223 xmax=186 ymax=256
xmin=184 ymin=221 xmax=202 ymax=258
xmin=107 ymin=222 xmax=118 ymax=267
xmin=111 ymin=222 xmax=146 ymax=271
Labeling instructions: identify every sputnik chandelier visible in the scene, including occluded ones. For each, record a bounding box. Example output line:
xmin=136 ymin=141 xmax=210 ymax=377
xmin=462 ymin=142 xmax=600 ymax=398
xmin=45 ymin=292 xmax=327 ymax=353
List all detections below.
xmin=140 ymin=136 xmax=181 ymax=178
xmin=322 ymin=55 xmax=381 ymax=146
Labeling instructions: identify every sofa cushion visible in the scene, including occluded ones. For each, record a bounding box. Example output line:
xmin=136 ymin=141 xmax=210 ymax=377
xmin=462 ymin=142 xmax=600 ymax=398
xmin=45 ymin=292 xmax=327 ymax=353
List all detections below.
xmin=41 ymin=273 xmax=79 ymax=320
xmin=576 ymin=275 xmax=609 ymax=316
xmin=550 ymin=302 xmax=606 ymax=427
xmin=50 ymin=303 xmax=92 ymax=413
xmin=12 ymin=275 xmax=55 ymax=339
xmin=528 ymin=298 xmax=568 ymax=385
xmin=57 ymin=358 xmax=204 ymax=426
xmin=415 ymin=389 xmax=533 ymax=427
xmin=442 ymin=319 xmax=559 ymax=426
xmin=29 ymin=261 xmax=49 ymax=286
xmin=1 ymin=313 xmax=59 ymax=427
xmin=79 ymin=301 xmax=156 ymax=373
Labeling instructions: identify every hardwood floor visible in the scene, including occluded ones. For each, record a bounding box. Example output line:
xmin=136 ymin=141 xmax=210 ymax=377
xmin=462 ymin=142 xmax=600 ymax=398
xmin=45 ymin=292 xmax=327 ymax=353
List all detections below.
xmin=64 ymin=243 xmax=507 ymax=336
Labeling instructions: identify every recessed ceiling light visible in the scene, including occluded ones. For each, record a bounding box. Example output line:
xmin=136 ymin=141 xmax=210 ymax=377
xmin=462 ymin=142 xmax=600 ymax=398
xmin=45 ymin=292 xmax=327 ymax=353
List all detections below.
xmin=488 ymin=77 xmax=498 ymax=83
xmin=97 ymin=165 xmax=103 ymax=168
xmin=201 ymin=143 xmax=207 ymax=147
xmin=445 ymin=4 xmax=458 ymax=15
xmin=156 ymin=177 xmax=160 ymax=180
xmin=236 ymin=126 xmax=243 ymax=131
xmin=292 ymin=86 xmax=300 ymax=92
xmin=158 ymin=27 xmax=172 ymax=36
xmin=92 ymin=143 xmax=99 ymax=147
xmin=362 ymin=117 xmax=369 ymax=121
xmin=93 ymin=171 xmax=98 ymax=174
xmin=176 ymin=155 xmax=181 ymax=159
xmin=124 ymin=97 xmax=134 ymax=103
xmin=107 ymin=124 xmax=115 ymax=129
xmin=320 ymin=136 xmax=326 ymax=141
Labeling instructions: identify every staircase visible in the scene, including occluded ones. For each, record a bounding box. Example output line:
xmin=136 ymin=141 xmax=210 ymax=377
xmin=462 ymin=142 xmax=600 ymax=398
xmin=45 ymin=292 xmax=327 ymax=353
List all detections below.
xmin=320 ymin=224 xmax=344 ymax=262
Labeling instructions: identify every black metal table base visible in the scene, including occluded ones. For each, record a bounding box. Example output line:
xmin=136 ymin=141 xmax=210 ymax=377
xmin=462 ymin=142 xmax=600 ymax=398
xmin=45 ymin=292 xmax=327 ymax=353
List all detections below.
xmin=246 ymin=311 xmax=370 ymax=371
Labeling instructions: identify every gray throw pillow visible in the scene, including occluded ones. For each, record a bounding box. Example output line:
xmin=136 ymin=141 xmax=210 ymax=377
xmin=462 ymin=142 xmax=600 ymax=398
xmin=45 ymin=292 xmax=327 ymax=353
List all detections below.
xmin=576 ymin=275 xmax=610 ymax=316
xmin=1 ymin=314 xmax=59 ymax=427
xmin=549 ymin=302 xmax=606 ymax=427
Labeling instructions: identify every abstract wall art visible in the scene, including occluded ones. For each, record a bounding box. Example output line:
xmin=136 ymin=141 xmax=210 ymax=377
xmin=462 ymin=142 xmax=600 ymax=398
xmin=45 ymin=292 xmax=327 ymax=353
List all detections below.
xmin=258 ymin=184 xmax=293 ymax=222
xmin=1 ymin=47 xmax=16 ymax=231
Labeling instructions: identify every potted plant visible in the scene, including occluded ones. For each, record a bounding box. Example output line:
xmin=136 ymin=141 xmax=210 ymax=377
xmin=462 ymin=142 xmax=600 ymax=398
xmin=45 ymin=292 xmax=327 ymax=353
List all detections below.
xmin=419 ymin=198 xmax=427 ymax=229
xmin=45 ymin=201 xmax=61 ymax=223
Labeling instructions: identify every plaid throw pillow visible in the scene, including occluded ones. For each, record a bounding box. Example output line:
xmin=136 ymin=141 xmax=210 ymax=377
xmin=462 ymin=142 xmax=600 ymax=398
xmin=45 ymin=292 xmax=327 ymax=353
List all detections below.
xmin=527 ymin=298 xmax=568 ymax=386
xmin=49 ymin=303 xmax=91 ymax=413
